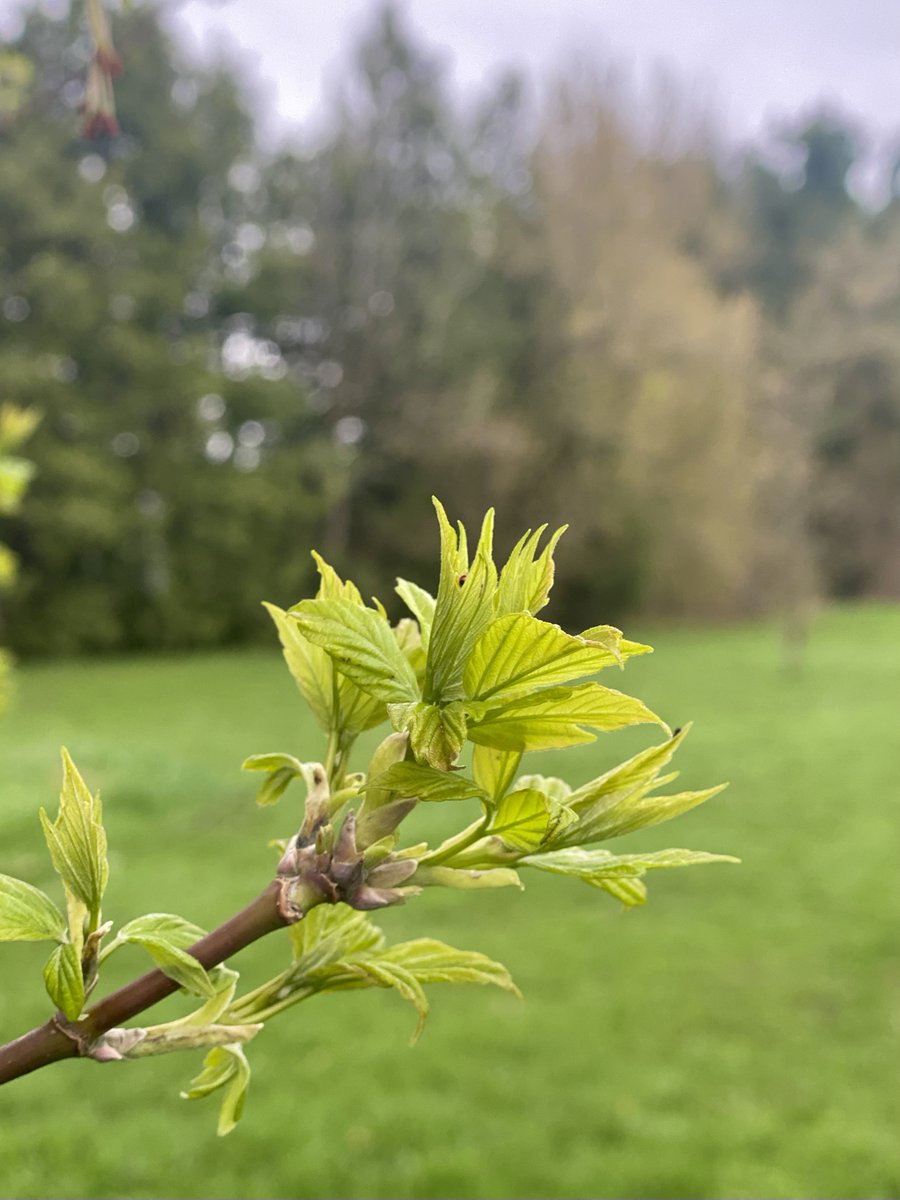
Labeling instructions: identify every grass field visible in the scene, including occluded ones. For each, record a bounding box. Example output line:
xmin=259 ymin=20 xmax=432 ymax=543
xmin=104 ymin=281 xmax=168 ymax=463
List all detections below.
xmin=0 ymin=605 xmax=898 ymax=1199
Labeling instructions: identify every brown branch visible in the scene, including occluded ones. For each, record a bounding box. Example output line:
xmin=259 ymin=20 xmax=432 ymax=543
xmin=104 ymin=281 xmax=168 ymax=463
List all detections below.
xmin=0 ymin=879 xmax=288 ymax=1087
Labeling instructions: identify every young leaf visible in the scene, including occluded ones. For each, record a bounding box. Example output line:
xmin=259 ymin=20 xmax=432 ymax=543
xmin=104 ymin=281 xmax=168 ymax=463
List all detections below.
xmin=292 ymin=598 xmax=419 ymax=704
xmin=396 ymin=579 xmax=436 ymax=652
xmin=263 ymin=603 xmax=334 ymax=731
xmin=0 ymin=874 xmax=67 ymax=943
xmin=412 ymin=865 xmax=523 ymax=890
xmin=241 ymin=752 xmax=305 ymax=775
xmin=390 ymin=700 xmax=467 ymax=771
xmin=394 ymin=618 xmax=426 ymax=679
xmin=103 ymin=913 xmax=214 ymax=998
xmin=175 ymin=967 xmax=241 ymax=1028
xmin=380 ymin=937 xmax=520 ymax=997
xmin=464 ymin=613 xmax=649 ymax=707
xmin=515 ymin=774 xmax=573 ymax=804
xmin=487 ymin=787 xmax=577 ymax=853
xmin=547 ymin=726 xmax=726 ymax=846
xmin=288 ymin=902 xmax=385 ymax=970
xmin=365 ymin=762 xmax=486 ymax=804
xmin=39 ymin=749 xmax=108 ymax=921
xmin=181 ymin=1044 xmax=251 ymax=1137
xmin=43 ymin=941 xmax=84 ymax=1019
xmin=364 ymin=938 xmax=519 ymax=1037
xmin=424 ymin=502 xmax=498 ymax=703
xmin=472 ymin=744 xmax=521 ymax=804
xmin=242 ymin=752 xmax=305 ymax=807
xmin=315 ymin=936 xmax=519 ymax=1041
xmin=310 ymin=550 xmax=364 ymax=604
xmin=467 ymin=682 xmax=666 ymax=752
xmin=494 ymin=524 xmax=567 ymax=616
xmin=522 ymin=846 xmax=739 ymax=907
xmin=355 ymin=732 xmax=412 ymax=847
xmin=345 ymin=958 xmax=431 ymax=1040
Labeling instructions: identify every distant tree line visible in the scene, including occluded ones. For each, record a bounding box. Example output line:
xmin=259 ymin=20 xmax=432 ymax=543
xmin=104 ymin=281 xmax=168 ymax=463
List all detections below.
xmin=1 ymin=3 xmax=898 ymax=655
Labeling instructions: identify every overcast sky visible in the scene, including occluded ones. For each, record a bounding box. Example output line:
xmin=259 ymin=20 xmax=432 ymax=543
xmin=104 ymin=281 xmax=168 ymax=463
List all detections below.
xmin=167 ymin=0 xmax=900 ymax=178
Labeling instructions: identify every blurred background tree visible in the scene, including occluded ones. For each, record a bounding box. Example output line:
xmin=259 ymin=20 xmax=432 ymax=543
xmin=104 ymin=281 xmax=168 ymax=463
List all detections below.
xmin=1 ymin=1 xmax=898 ymax=654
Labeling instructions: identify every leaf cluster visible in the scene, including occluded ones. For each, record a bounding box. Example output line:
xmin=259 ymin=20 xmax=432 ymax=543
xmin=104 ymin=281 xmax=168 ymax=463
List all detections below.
xmin=1 ymin=501 xmax=735 ymax=1136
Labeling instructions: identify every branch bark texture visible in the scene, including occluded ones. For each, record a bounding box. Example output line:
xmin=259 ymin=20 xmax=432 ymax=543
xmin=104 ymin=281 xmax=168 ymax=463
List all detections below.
xmin=0 ymin=879 xmax=287 ymax=1086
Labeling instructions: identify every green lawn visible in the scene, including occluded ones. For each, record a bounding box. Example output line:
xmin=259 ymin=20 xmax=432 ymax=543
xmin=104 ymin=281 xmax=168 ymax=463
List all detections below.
xmin=1 ymin=606 xmax=898 ymax=1199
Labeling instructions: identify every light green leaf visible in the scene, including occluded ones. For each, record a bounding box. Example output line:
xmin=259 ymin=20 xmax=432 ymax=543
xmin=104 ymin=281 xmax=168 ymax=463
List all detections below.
xmin=394 ymin=618 xmax=426 ymax=678
xmin=467 ymin=682 xmax=666 ymax=752
xmin=548 ymin=726 xmax=726 ymax=846
xmin=329 ymin=936 xmax=519 ymax=1041
xmin=390 ymin=699 xmax=467 ymax=770
xmin=292 ymin=598 xmax=419 ymax=704
xmin=310 ymin=550 xmax=364 ymax=604
xmin=43 ymin=941 xmax=84 ymax=1019
xmin=515 ymin=774 xmax=572 ymax=804
xmin=178 ymin=967 xmax=241 ymax=1027
xmin=181 ymin=1044 xmax=251 ymax=1136
xmin=355 ymin=732 xmax=412 ymax=846
xmin=487 ymin=787 xmax=577 ymax=852
xmin=424 ymin=501 xmax=498 ymax=703
xmin=288 ymin=902 xmax=385 ymax=969
xmin=494 ymin=524 xmax=567 ymax=616
xmin=366 ymin=762 xmax=486 ymax=804
xmin=522 ymin=846 xmax=739 ymax=907
xmin=396 ymin=579 xmax=436 ymax=652
xmin=412 ymin=865 xmax=523 ymax=890
xmin=472 ymin=744 xmax=521 ymax=804
xmin=465 ymin=613 xmax=648 ymax=706
xmin=263 ymin=602 xmax=334 ymax=731
xmin=103 ymin=913 xmax=214 ymax=998
xmin=0 ymin=874 xmax=67 ymax=943
xmin=381 ymin=937 xmax=520 ymax=996
xmin=345 ymin=958 xmax=431 ymax=1040
xmin=242 ymin=753 xmax=305 ymax=807
xmin=139 ymin=940 xmax=216 ymax=998
xmin=241 ymin=752 xmax=305 ymax=775
xmin=374 ymin=938 xmax=520 ymax=1037
xmin=40 ymin=749 xmax=108 ymax=922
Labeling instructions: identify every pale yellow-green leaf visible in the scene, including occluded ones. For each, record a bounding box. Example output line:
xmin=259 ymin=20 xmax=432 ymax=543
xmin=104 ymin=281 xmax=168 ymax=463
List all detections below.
xmin=522 ymin=846 xmax=738 ymax=906
xmin=472 ymin=744 xmax=521 ymax=804
xmin=464 ymin=613 xmax=648 ymax=706
xmin=241 ymin=752 xmax=306 ymax=806
xmin=412 ymin=865 xmax=523 ymax=890
xmin=396 ymin=578 xmax=436 ymax=652
xmin=467 ymin=682 xmax=666 ymax=752
xmin=424 ymin=501 xmax=498 ymax=703
xmin=365 ymin=761 xmax=485 ymax=804
xmin=40 ymin=749 xmax=108 ymax=921
xmin=0 ymin=875 xmax=67 ymax=942
xmin=390 ymin=699 xmax=467 ymax=770
xmin=263 ymin=602 xmax=335 ymax=731
xmin=487 ymin=786 xmax=577 ymax=852
xmin=292 ymin=598 xmax=419 ymax=704
xmin=181 ymin=1044 xmax=251 ymax=1136
xmin=43 ymin=941 xmax=84 ymax=1019
xmin=545 ymin=725 xmax=726 ymax=847
xmin=288 ymin=902 xmax=385 ymax=968
xmin=103 ymin=913 xmax=214 ymax=997
xmin=494 ymin=524 xmax=567 ymax=616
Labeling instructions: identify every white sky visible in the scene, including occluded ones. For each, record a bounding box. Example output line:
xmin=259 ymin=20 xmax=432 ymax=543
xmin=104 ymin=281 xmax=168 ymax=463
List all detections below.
xmin=2 ymin=0 xmax=898 ymax=189
xmin=167 ymin=0 xmax=900 ymax=172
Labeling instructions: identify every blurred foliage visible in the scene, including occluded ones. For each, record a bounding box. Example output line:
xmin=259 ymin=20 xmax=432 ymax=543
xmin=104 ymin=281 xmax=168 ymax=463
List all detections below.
xmin=1 ymin=4 xmax=899 ymax=654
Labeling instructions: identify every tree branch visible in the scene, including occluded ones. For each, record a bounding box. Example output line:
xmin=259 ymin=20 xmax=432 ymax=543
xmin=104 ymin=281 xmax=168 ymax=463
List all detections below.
xmin=0 ymin=879 xmax=288 ymax=1087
